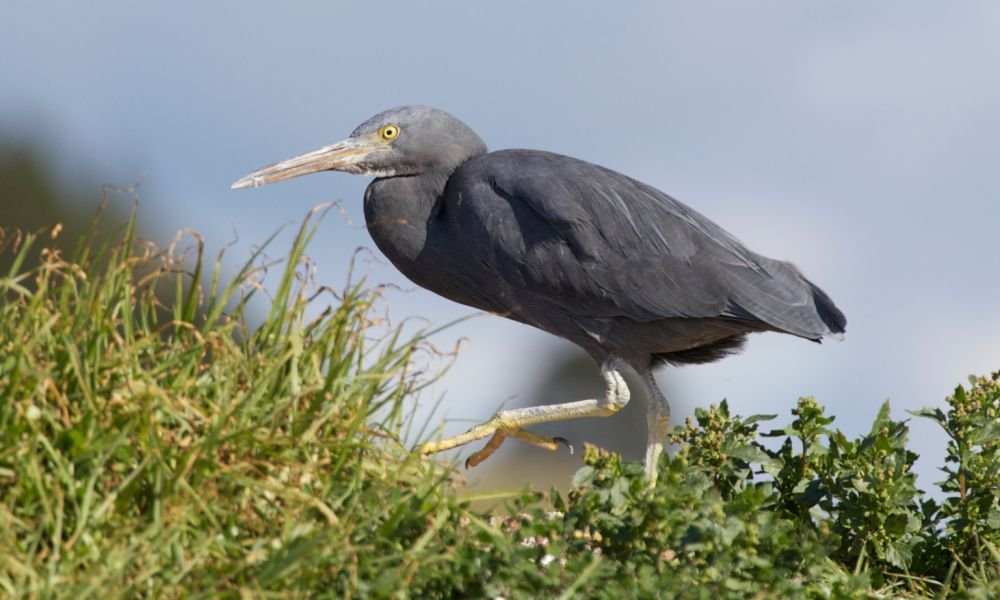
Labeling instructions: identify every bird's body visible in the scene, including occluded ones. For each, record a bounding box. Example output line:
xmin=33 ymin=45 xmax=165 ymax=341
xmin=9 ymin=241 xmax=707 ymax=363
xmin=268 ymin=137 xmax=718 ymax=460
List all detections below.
xmin=366 ymin=147 xmax=844 ymax=368
xmin=233 ymin=105 xmax=846 ymax=482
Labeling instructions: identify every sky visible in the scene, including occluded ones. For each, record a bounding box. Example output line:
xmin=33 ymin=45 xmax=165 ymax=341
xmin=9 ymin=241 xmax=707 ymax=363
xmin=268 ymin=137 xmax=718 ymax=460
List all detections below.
xmin=3 ymin=2 xmax=999 ymax=491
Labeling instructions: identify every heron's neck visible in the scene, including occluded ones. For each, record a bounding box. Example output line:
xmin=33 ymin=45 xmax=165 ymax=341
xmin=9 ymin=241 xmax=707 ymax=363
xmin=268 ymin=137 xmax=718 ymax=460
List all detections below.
xmin=363 ymin=169 xmax=451 ymax=271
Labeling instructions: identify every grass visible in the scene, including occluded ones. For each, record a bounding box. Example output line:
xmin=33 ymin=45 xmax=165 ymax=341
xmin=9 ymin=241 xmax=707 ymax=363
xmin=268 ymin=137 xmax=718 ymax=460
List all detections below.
xmin=1 ymin=208 xmax=998 ymax=598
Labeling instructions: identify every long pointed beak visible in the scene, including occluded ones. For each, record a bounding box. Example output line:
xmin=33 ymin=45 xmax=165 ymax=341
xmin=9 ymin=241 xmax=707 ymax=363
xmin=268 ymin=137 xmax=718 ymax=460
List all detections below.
xmin=230 ymin=138 xmax=372 ymax=189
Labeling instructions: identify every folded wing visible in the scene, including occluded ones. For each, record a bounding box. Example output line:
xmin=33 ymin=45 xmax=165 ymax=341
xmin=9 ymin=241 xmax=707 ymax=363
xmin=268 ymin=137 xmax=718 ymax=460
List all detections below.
xmin=446 ymin=149 xmax=845 ymax=340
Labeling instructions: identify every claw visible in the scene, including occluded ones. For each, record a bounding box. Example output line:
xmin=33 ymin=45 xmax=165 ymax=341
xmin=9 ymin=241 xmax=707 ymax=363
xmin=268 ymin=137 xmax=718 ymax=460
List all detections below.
xmin=553 ymin=436 xmax=574 ymax=455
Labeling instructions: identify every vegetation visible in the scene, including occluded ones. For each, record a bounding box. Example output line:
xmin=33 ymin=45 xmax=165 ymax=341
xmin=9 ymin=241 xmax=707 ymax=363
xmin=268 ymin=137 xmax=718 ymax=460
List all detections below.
xmin=1 ymin=209 xmax=997 ymax=598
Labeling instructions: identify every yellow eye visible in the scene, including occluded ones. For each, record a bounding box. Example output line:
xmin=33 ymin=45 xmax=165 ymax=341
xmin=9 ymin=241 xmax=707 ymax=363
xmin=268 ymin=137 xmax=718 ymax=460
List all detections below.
xmin=379 ymin=124 xmax=400 ymax=141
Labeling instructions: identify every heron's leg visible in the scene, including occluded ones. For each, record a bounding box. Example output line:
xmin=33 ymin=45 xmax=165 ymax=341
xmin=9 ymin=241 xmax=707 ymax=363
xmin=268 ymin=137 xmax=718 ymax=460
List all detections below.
xmin=418 ymin=361 xmax=631 ymax=464
xmin=637 ymin=370 xmax=671 ymax=485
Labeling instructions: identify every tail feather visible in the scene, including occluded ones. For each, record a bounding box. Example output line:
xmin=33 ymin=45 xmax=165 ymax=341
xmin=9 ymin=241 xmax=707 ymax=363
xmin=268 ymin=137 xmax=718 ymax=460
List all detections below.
xmin=652 ymin=334 xmax=749 ymax=367
xmin=810 ymin=282 xmax=847 ymax=336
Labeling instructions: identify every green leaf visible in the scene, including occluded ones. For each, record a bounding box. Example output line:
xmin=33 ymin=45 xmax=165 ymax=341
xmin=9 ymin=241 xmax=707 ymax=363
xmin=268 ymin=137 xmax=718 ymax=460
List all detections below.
xmin=798 ymin=479 xmax=826 ymax=507
xmin=883 ymin=513 xmax=909 ymax=536
xmin=883 ymin=540 xmax=913 ymax=569
xmin=727 ymin=444 xmax=772 ymax=465
xmin=743 ymin=413 xmax=778 ymax=425
xmin=908 ymin=407 xmax=946 ymax=424
xmin=572 ymin=465 xmax=596 ymax=487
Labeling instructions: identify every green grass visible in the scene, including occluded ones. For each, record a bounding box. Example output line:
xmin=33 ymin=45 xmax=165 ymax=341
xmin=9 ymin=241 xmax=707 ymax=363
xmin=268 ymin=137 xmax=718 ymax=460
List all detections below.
xmin=1 ymin=209 xmax=998 ymax=598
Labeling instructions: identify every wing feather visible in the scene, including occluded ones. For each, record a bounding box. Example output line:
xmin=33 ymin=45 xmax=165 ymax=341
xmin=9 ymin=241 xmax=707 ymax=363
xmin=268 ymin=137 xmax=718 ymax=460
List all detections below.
xmin=446 ymin=150 xmax=837 ymax=339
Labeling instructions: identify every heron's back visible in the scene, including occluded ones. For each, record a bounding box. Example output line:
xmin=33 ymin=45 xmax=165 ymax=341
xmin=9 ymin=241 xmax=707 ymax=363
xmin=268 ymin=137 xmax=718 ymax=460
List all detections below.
xmin=435 ymin=149 xmax=846 ymax=364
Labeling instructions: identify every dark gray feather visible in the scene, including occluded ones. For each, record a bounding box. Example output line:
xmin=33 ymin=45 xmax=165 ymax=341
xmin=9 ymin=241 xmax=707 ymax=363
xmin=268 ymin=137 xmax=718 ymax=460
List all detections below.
xmin=444 ymin=149 xmax=843 ymax=342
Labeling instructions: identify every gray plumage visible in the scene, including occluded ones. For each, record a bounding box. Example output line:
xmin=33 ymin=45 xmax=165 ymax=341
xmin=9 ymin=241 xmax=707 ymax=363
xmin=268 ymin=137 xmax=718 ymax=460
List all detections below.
xmin=357 ymin=107 xmax=845 ymax=369
xmin=232 ymin=105 xmax=846 ymax=477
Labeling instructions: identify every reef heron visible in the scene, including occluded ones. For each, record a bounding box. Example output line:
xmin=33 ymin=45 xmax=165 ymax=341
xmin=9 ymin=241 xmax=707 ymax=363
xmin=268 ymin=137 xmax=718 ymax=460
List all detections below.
xmin=232 ymin=105 xmax=846 ymax=483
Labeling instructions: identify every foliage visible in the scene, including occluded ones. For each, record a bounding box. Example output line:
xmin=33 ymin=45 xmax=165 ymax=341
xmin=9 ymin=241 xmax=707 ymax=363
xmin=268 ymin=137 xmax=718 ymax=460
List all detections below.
xmin=1 ymin=210 xmax=998 ymax=598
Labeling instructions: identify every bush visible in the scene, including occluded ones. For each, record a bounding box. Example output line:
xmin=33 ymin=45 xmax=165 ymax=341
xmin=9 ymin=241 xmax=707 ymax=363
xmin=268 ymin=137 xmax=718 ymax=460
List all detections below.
xmin=1 ymin=210 xmax=997 ymax=598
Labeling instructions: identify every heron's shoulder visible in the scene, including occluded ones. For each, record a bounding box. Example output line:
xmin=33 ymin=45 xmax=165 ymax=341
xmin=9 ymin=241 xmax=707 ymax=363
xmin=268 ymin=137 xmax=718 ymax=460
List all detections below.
xmin=455 ymin=149 xmax=607 ymax=180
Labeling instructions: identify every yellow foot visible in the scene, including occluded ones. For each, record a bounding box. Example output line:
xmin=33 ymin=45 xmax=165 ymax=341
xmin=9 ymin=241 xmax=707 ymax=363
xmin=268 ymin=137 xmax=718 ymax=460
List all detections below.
xmin=419 ymin=425 xmax=572 ymax=469
xmin=464 ymin=429 xmax=572 ymax=468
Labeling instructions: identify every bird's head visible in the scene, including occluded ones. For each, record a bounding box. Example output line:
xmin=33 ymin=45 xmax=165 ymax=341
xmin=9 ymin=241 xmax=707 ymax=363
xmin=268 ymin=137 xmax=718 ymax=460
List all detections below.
xmin=231 ymin=105 xmax=487 ymax=189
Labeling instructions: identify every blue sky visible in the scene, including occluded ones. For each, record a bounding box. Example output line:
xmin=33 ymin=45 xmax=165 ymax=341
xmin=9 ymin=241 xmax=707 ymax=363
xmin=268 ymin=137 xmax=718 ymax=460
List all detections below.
xmin=4 ymin=2 xmax=999 ymax=488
